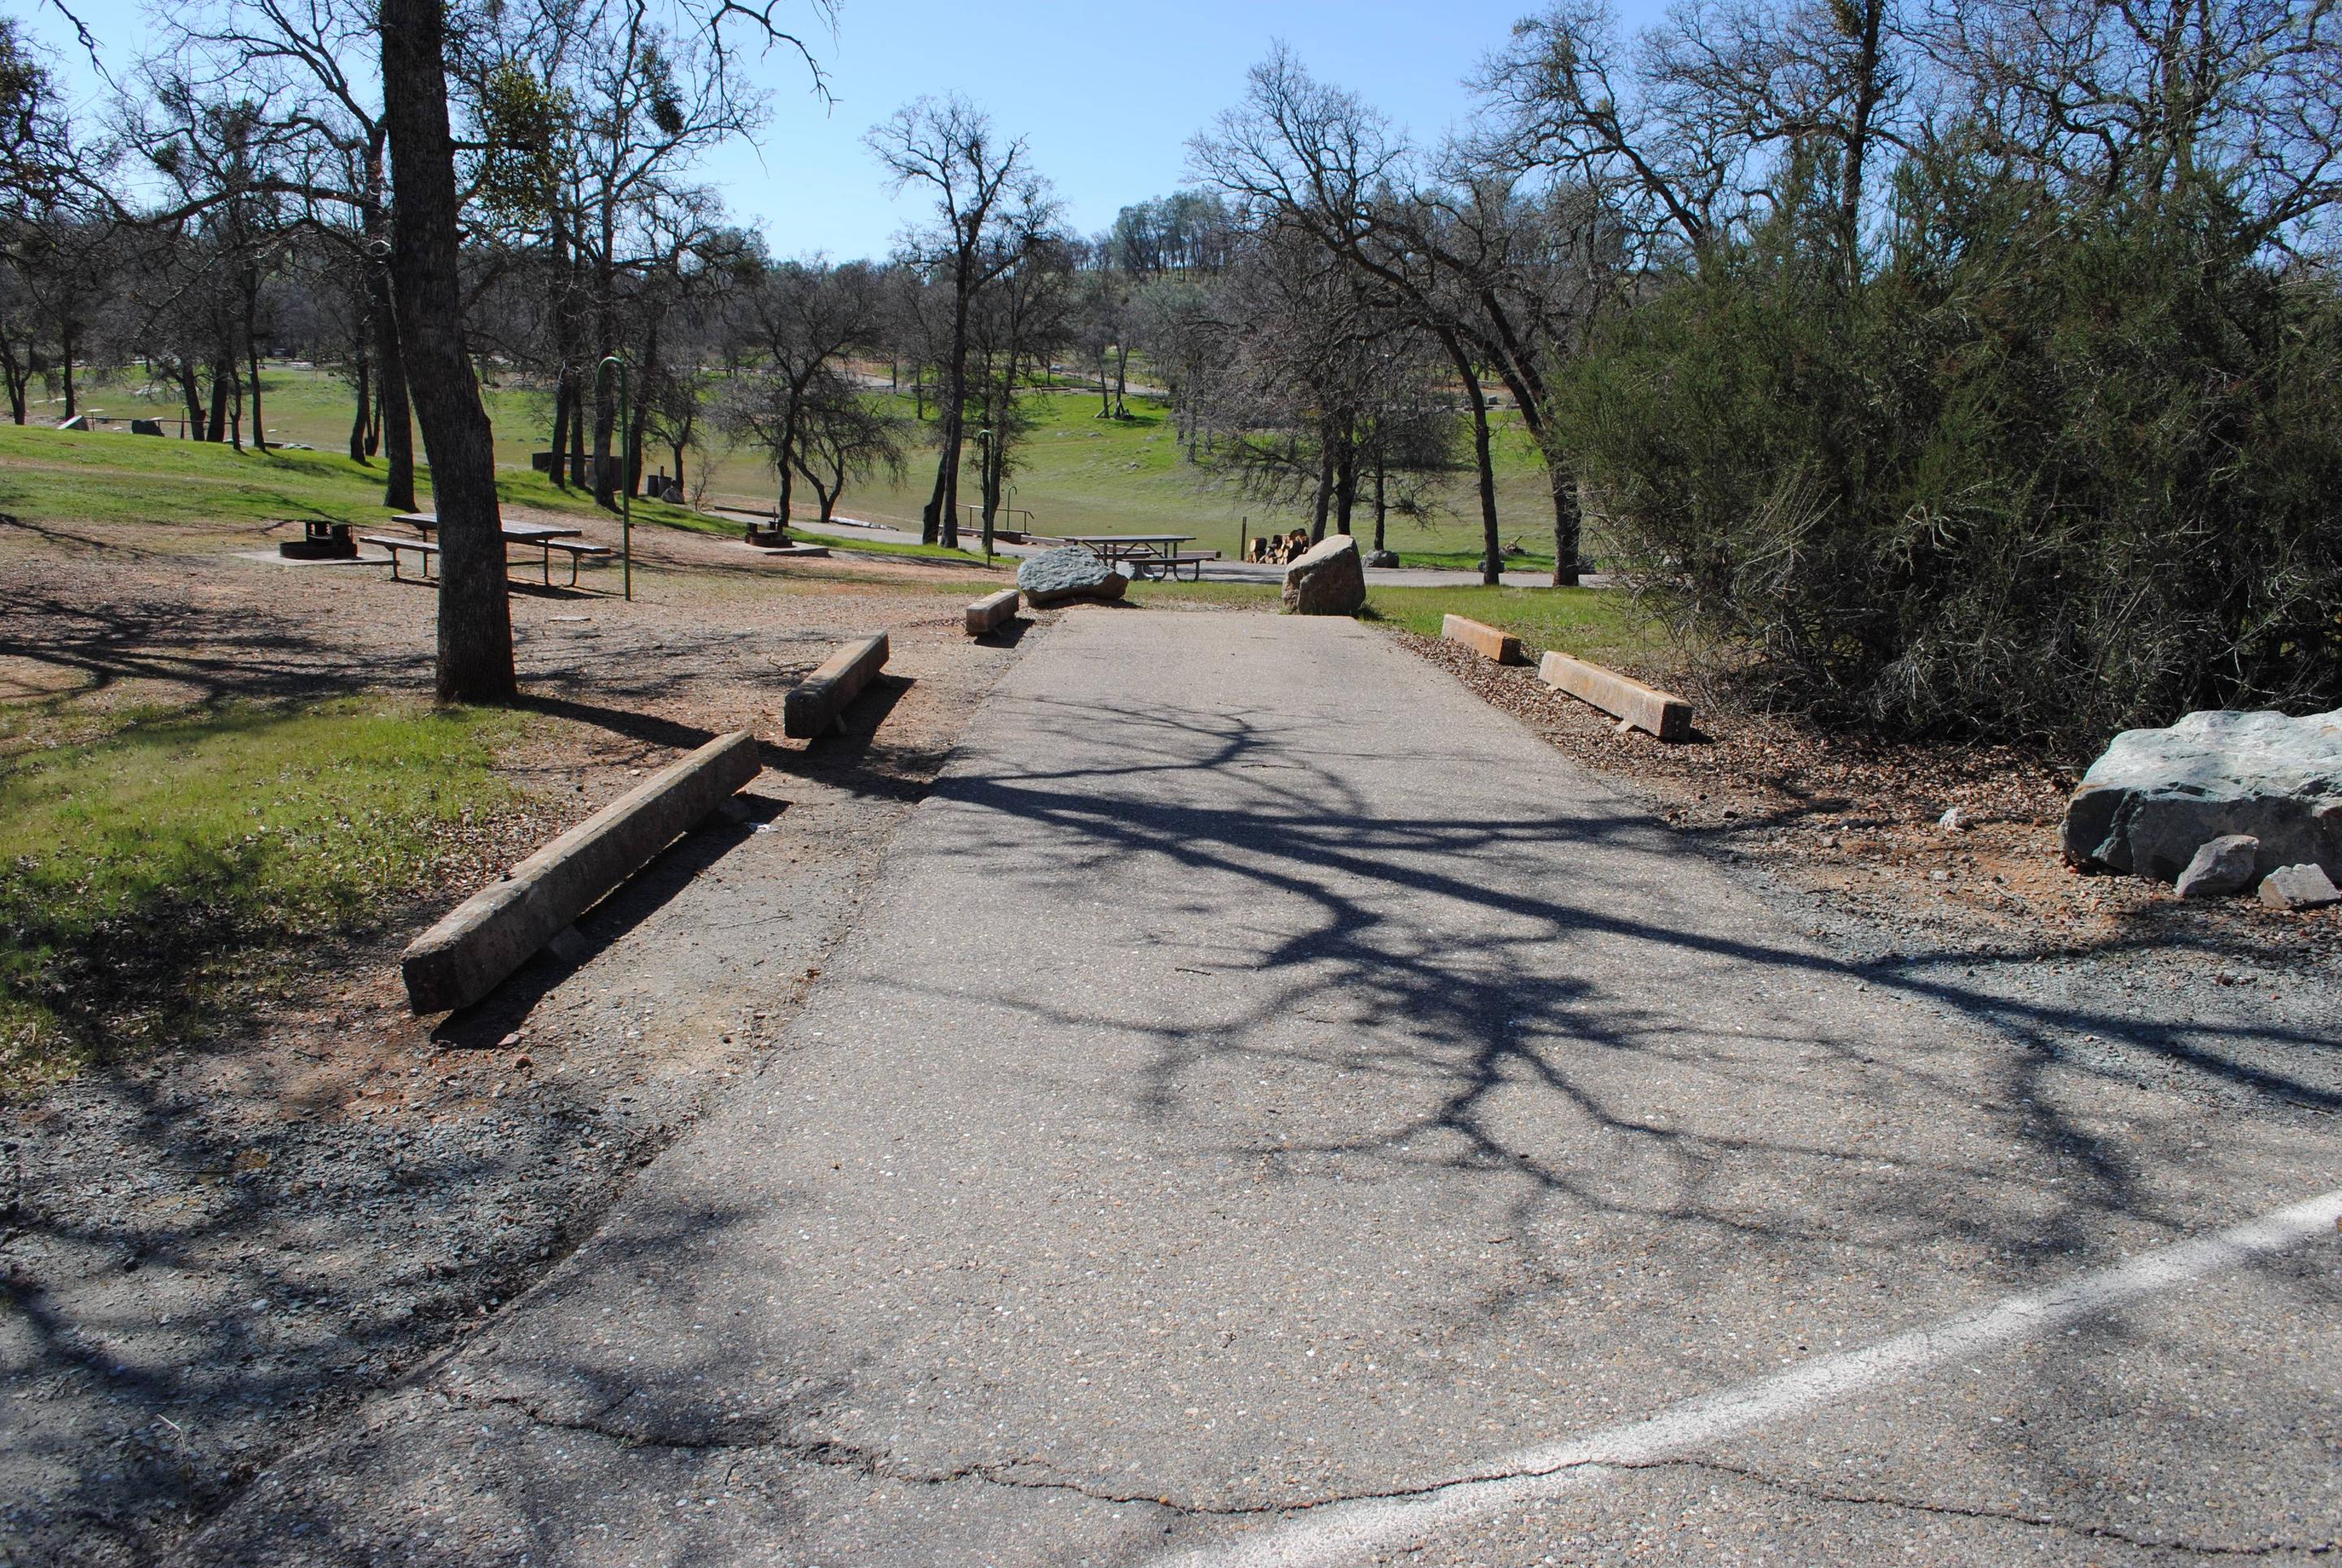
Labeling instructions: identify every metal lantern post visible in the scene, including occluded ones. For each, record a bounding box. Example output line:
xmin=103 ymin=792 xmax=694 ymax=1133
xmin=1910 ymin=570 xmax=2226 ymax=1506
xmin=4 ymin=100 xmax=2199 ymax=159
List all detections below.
xmin=595 ymin=354 xmax=633 ymax=600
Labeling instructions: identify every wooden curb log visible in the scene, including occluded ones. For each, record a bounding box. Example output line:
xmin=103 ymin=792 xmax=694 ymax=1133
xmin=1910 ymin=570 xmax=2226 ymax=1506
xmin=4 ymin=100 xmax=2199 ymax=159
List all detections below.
xmin=964 ymin=588 xmax=1020 ymax=636
xmin=783 ymin=633 xmax=889 ymax=738
xmin=401 ymin=731 xmax=761 ymax=1013
xmin=1539 ymin=651 xmax=1695 ymax=742
xmin=1441 ymin=613 xmax=1525 ymax=664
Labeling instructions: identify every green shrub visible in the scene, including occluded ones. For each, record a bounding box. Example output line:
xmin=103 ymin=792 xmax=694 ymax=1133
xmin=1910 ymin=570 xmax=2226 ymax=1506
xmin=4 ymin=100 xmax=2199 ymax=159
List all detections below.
xmin=1559 ymin=159 xmax=2342 ymax=751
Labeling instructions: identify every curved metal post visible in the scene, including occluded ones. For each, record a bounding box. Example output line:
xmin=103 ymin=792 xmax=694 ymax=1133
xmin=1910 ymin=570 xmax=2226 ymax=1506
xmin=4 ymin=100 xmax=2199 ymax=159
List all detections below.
xmin=594 ymin=354 xmax=633 ymax=600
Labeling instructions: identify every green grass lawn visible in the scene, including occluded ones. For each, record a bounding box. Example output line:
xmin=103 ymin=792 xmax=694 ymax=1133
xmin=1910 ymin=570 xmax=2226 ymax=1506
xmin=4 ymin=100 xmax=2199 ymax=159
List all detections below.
xmin=0 ymin=421 xmax=712 ymax=538
xmin=1 ymin=407 xmax=988 ymax=573
xmin=1130 ymin=577 xmax=1673 ymax=673
xmin=20 ymin=364 xmax=1585 ymax=570
xmin=818 ymin=388 xmax=1573 ymax=573
xmin=0 ymin=697 xmax=534 ymax=1092
xmin=638 ymin=492 xmax=1000 ymax=568
xmin=1360 ymin=583 xmax=1666 ymax=672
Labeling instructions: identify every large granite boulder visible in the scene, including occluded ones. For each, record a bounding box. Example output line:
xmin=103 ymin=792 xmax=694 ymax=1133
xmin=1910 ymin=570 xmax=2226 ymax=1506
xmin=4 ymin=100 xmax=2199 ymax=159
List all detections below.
xmin=2061 ymin=708 xmax=2342 ymax=883
xmin=1016 ymin=546 xmax=1127 ymax=608
xmin=1282 ymin=533 xmax=1366 ymax=616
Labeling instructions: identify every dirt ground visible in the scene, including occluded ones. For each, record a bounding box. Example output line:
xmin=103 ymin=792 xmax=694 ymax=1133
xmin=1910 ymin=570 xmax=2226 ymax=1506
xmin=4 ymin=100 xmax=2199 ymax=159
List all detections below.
xmin=0 ymin=510 xmax=1043 ymax=1566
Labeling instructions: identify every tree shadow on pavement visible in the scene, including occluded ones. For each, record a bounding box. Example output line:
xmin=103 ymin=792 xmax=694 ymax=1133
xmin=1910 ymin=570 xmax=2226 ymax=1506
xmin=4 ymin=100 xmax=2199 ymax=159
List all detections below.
xmin=919 ymin=692 xmax=2339 ymax=1290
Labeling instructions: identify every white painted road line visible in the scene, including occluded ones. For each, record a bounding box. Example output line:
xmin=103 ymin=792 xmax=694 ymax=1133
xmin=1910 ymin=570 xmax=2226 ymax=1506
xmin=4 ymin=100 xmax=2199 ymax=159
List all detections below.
xmin=1160 ymin=1187 xmax=2342 ymax=1568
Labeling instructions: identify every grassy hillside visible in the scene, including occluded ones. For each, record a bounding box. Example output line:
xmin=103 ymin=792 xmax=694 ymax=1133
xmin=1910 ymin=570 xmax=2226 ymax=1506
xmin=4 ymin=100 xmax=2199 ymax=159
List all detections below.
xmin=23 ymin=364 xmax=1583 ymax=570
xmin=0 ymin=423 xmax=989 ymax=565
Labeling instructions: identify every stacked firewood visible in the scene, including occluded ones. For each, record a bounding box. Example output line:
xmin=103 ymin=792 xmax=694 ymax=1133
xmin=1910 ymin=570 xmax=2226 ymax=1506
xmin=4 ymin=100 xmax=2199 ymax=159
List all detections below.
xmin=1246 ymin=529 xmax=1313 ymax=565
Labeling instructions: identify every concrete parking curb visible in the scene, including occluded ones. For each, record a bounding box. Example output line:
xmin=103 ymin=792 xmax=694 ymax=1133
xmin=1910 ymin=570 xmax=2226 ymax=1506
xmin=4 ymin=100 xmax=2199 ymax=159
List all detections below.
xmin=399 ymin=731 xmax=762 ymax=1013
xmin=783 ymin=633 xmax=890 ymax=738
xmin=1441 ymin=614 xmax=1526 ymax=664
xmin=964 ymin=589 xmax=1020 ymax=636
xmin=1539 ymin=651 xmax=1694 ymax=741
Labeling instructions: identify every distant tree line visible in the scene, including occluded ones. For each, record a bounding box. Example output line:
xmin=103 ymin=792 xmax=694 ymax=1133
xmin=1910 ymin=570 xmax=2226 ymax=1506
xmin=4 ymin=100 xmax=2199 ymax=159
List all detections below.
xmin=5 ymin=0 xmax=2336 ymax=740
xmin=1173 ymin=0 xmax=2342 ymax=745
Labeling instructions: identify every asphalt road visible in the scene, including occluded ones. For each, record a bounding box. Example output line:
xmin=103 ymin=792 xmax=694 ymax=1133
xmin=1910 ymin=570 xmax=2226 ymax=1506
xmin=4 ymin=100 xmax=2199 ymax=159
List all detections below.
xmin=191 ymin=609 xmax=2341 ymax=1566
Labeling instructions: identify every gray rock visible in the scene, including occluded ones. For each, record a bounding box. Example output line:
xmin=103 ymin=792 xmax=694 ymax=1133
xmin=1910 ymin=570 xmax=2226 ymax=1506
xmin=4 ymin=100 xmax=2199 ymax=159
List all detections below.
xmin=1017 ymin=547 xmax=1127 ymax=608
xmin=1282 ymin=533 xmax=1366 ymax=616
xmin=2061 ymin=708 xmax=2342 ymax=883
xmin=1364 ymin=548 xmax=1400 ymax=568
xmin=2257 ymin=863 xmax=2342 ymax=910
xmin=2175 ymin=834 xmax=2260 ymax=899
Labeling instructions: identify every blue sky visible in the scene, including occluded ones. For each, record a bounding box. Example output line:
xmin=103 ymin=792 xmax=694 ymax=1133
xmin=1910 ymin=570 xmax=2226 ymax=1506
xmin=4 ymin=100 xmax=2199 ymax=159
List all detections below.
xmin=21 ymin=0 xmax=1665 ymax=260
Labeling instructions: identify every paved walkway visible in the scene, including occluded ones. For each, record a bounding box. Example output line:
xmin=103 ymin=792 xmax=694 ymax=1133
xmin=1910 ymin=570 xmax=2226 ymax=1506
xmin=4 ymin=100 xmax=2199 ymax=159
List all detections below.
xmin=194 ymin=610 xmax=2340 ymax=1565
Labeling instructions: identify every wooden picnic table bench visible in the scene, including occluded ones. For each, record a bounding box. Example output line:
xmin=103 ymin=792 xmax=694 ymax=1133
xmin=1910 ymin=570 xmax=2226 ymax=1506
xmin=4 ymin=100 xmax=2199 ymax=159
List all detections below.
xmin=363 ymin=534 xmax=440 ymax=581
xmin=379 ymin=514 xmax=607 ymax=587
xmin=1127 ymin=550 xmax=1221 ymax=583
xmin=527 ymin=538 xmax=616 ymax=586
xmin=1060 ymin=533 xmax=1196 ymax=570
xmin=363 ymin=531 xmax=615 ymax=588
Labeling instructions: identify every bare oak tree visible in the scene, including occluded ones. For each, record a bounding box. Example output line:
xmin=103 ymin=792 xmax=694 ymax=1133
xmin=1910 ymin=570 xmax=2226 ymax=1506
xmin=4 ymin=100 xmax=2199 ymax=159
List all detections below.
xmin=865 ymin=94 xmax=1056 ymax=547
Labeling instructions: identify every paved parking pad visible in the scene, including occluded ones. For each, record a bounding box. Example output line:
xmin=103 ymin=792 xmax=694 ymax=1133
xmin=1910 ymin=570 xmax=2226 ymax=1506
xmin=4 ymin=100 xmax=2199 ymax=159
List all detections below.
xmin=192 ymin=610 xmax=2342 ymax=1566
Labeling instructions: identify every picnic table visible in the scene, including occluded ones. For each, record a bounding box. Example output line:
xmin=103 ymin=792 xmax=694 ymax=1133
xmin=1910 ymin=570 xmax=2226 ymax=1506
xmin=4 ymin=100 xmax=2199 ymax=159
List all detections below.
xmin=1060 ymin=533 xmax=1220 ymax=581
xmin=375 ymin=514 xmax=611 ymax=586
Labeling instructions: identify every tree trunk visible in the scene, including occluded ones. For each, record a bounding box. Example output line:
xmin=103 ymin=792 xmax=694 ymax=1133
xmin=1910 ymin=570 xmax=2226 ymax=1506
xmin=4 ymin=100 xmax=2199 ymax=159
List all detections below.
xmin=1333 ymin=432 xmax=1357 ymax=535
xmin=1548 ymin=464 xmax=1582 ymax=589
xmin=568 ymin=383 xmax=586 ymax=489
xmin=1463 ymin=364 xmax=1500 ymax=586
xmin=381 ymin=0 xmax=514 ymax=703
xmin=1373 ymin=453 xmax=1387 ymax=554
xmin=590 ymin=268 xmax=616 ymax=507
xmin=59 ymin=320 xmax=75 ymax=419
xmin=207 ymin=359 xmax=230 ymax=442
xmin=548 ymin=372 xmax=571 ymax=488
xmin=2 ymin=346 xmax=25 ymax=424
xmin=349 ymin=333 xmax=372 ymax=463
xmin=176 ymin=361 xmax=202 ymax=436
xmin=246 ymin=323 xmax=268 ymax=453
xmin=1309 ymin=434 xmax=1334 ymax=543
xmin=925 ymin=285 xmax=972 ymax=548
xmin=2 ymin=341 xmax=27 ymax=424
xmin=370 ymin=267 xmax=416 ymax=508
xmin=774 ymin=412 xmax=797 ymax=531
xmin=547 ymin=220 xmax=577 ymax=489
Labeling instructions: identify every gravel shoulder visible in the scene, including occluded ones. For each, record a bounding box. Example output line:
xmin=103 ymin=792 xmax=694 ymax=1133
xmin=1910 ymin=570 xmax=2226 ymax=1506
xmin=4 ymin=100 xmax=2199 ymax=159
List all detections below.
xmin=1395 ymin=629 xmax=2342 ymax=1117
xmin=0 ymin=511 xmax=1037 ymax=1566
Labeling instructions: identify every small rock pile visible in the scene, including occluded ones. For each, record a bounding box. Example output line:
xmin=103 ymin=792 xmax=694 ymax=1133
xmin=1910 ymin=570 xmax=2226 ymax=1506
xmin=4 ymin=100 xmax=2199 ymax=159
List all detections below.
xmin=2063 ymin=708 xmax=2341 ymax=909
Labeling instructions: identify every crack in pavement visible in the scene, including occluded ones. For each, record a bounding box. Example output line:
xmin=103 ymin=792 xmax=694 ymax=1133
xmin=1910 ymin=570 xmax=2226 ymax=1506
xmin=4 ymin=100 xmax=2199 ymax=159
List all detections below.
xmin=442 ymin=1387 xmax=1229 ymax=1515
xmin=1627 ymin=1455 xmax=2333 ymax=1559
xmin=442 ymin=1383 xmax=2331 ymax=1564
xmin=438 ymin=1386 xmax=2342 ymax=1557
